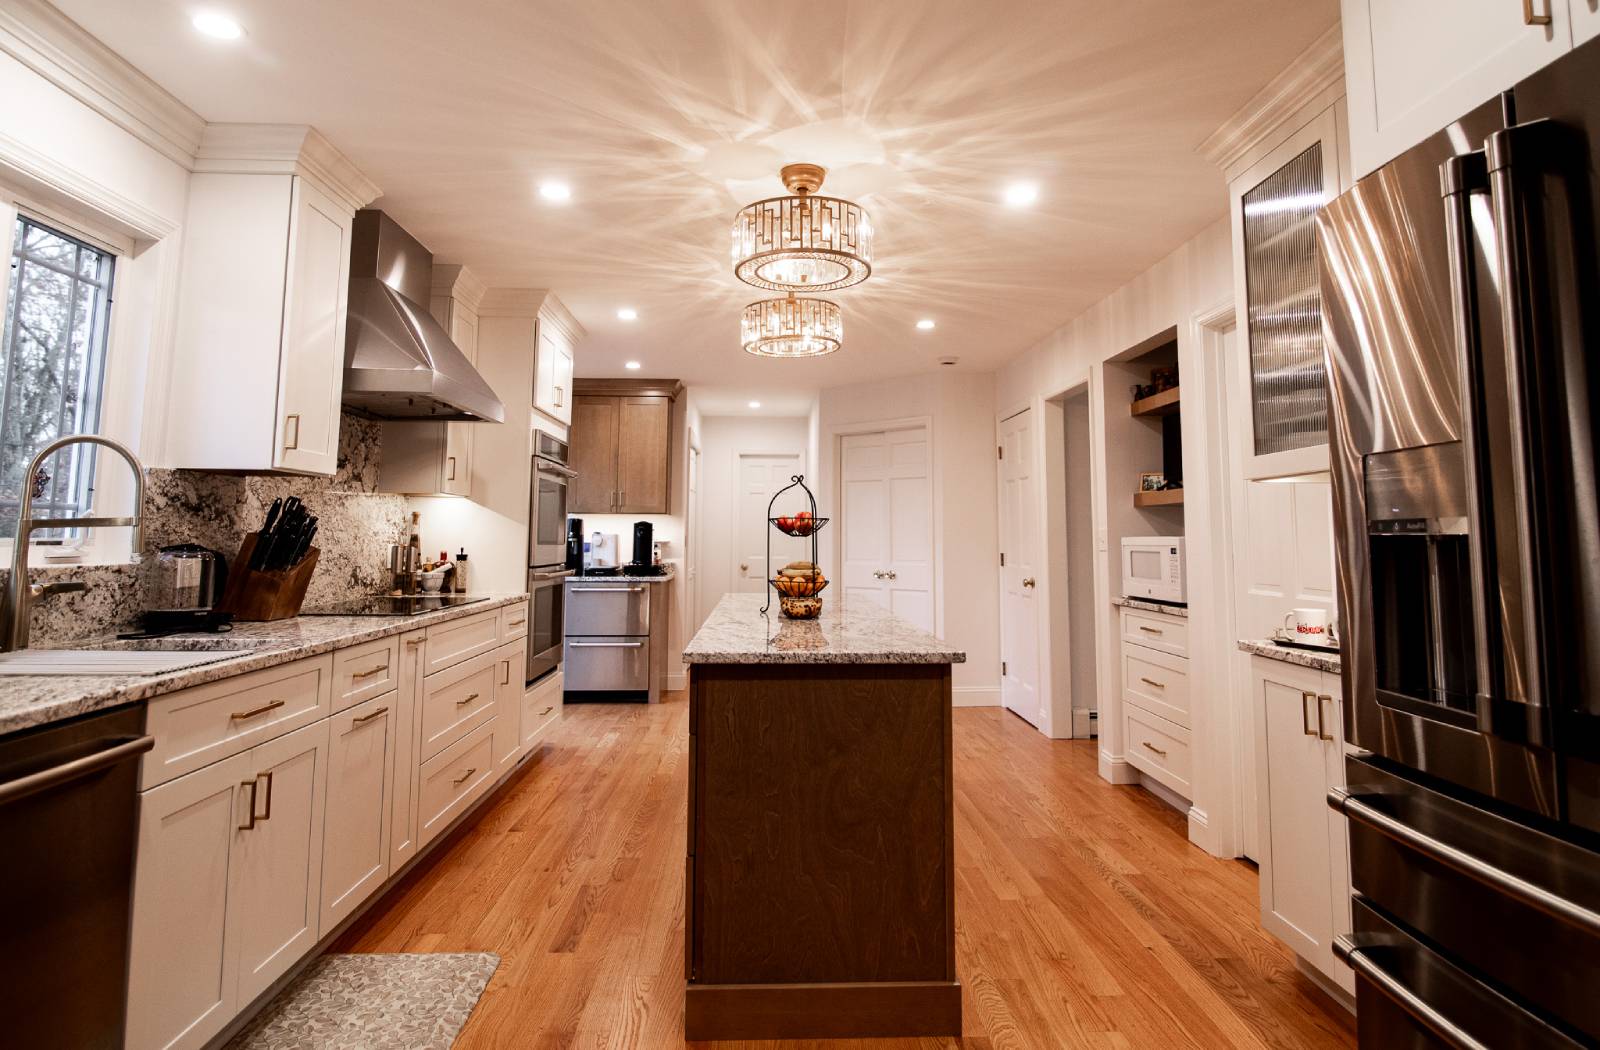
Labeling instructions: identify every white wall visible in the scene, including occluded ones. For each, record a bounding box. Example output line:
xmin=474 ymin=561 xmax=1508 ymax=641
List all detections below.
xmin=815 ymin=371 xmax=1002 ymax=706
xmin=695 ymin=413 xmax=811 ymax=627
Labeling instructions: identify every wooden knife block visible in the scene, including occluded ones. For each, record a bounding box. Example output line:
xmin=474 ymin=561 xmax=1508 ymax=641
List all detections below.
xmin=214 ymin=532 xmax=320 ymax=621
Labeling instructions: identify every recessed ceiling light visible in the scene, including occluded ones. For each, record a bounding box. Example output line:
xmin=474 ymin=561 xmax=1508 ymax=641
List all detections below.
xmin=191 ymin=10 xmax=244 ymax=39
xmin=1003 ymin=182 xmax=1039 ymax=208
xmin=916 ymin=319 xmax=936 ymax=330
xmin=748 ymin=401 xmax=762 ymax=409
xmin=538 ymin=181 xmax=572 ymax=203
xmin=617 ymin=307 xmax=638 ymax=321
xmin=624 ymin=360 xmax=642 ymax=371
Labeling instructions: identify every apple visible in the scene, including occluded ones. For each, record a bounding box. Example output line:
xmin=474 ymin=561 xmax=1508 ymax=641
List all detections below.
xmin=776 ymin=516 xmax=793 ymax=532
xmin=797 ymin=510 xmax=812 ymax=520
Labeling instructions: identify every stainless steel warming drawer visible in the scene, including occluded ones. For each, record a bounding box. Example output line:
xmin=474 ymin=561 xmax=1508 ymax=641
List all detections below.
xmin=564 ymin=582 xmax=650 ymax=636
xmin=563 ymin=636 xmax=650 ymax=692
xmin=563 ymin=579 xmax=654 ymax=697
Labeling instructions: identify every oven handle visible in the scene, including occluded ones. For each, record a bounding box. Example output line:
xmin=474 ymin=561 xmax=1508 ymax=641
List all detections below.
xmin=535 ymin=460 xmax=578 ymax=479
xmin=1330 ymin=787 xmax=1600 ymax=938
xmin=532 ymin=569 xmax=576 ymax=582
xmin=1332 ymin=934 xmax=1490 ymax=1050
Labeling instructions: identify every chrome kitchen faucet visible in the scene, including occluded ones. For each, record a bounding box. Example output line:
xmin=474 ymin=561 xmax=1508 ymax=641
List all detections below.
xmin=3 ymin=435 xmax=145 ymax=652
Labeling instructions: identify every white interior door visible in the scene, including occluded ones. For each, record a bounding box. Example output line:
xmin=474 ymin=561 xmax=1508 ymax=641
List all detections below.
xmin=839 ymin=426 xmax=934 ymax=631
xmin=999 ymin=409 xmax=1042 ymax=725
xmin=735 ymin=453 xmax=804 ymax=593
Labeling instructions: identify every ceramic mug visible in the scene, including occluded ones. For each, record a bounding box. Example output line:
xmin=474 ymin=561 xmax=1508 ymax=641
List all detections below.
xmin=1283 ymin=608 xmax=1329 ymax=641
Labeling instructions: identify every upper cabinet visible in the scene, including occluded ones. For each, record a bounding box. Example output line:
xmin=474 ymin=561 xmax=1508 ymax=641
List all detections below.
xmin=568 ymin=379 xmax=680 ymax=514
xmin=533 ymin=296 xmax=581 ymax=427
xmin=163 ymin=126 xmax=379 ymax=475
xmin=1342 ymin=0 xmax=1586 ymax=178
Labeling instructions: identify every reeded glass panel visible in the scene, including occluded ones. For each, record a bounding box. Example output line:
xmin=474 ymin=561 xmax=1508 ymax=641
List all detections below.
xmin=1242 ymin=142 xmax=1327 ymax=455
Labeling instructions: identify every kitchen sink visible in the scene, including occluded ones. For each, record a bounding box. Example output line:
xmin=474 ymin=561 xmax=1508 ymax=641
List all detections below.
xmin=0 ymin=642 xmax=259 ymax=677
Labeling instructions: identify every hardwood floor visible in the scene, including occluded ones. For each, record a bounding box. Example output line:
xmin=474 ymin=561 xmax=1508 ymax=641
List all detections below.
xmin=337 ymin=695 xmax=1356 ymax=1049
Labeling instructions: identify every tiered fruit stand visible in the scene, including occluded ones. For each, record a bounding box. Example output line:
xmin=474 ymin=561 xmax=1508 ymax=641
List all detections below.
xmin=761 ymin=474 xmax=829 ymax=618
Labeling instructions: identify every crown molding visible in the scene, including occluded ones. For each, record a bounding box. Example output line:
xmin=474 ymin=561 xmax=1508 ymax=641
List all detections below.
xmin=478 ymin=288 xmax=551 ymax=318
xmin=1198 ymin=22 xmax=1344 ymax=178
xmin=538 ymin=291 xmax=587 ymax=344
xmin=431 ymin=264 xmax=488 ymax=314
xmin=0 ymin=126 xmax=178 ymax=240
xmin=193 ymin=124 xmax=381 ymax=212
xmin=0 ymin=0 xmax=205 ymax=169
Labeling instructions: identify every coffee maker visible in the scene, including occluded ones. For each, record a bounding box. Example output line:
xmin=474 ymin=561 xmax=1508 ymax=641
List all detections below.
xmin=566 ymin=517 xmax=584 ymax=572
xmin=628 ymin=521 xmax=662 ymax=575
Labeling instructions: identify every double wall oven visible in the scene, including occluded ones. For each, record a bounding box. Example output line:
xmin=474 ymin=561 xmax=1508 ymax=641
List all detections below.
xmin=1320 ymin=38 xmax=1600 ymax=1049
xmin=528 ymin=429 xmax=575 ymax=684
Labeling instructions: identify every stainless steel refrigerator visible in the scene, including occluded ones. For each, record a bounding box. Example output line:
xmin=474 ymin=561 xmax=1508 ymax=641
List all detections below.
xmin=1319 ymin=36 xmax=1600 ymax=1050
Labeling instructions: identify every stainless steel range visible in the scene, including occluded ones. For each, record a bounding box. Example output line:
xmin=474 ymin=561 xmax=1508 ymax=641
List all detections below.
xmin=1319 ymin=36 xmax=1600 ymax=1049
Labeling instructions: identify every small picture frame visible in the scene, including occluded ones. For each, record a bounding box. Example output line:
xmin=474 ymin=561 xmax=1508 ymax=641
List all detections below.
xmin=1139 ymin=471 xmax=1165 ymax=492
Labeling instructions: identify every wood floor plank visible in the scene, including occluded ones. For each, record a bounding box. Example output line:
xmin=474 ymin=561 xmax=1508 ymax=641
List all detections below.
xmin=337 ymin=697 xmax=1356 ymax=1048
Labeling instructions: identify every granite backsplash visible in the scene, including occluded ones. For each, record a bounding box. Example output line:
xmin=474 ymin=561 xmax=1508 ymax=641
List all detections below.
xmin=3 ymin=414 xmax=410 ymax=645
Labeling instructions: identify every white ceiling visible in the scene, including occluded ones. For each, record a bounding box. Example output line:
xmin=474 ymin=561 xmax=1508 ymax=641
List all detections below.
xmin=55 ymin=0 xmax=1336 ymax=398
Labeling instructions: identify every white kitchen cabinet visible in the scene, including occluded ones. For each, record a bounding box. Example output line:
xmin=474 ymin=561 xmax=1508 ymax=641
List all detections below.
xmin=523 ymin=669 xmax=563 ymax=749
xmin=1253 ymin=657 xmax=1352 ymax=996
xmin=493 ymin=639 xmax=528 ymax=776
xmin=390 ymin=630 xmax=426 ymax=871
xmin=1118 ymin=606 xmax=1193 ymax=800
xmin=164 ymin=126 xmax=377 ymax=475
xmin=126 ymin=719 xmax=329 ymax=1050
xmin=1229 ymin=101 xmax=1346 ymax=480
xmin=533 ymin=297 xmax=581 ymax=427
xmin=320 ymin=694 xmax=396 ymax=932
xmin=1342 ymin=0 xmax=1578 ymax=179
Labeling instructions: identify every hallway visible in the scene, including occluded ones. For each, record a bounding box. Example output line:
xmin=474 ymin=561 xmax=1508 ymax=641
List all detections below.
xmin=338 ymin=698 xmax=1356 ymax=1048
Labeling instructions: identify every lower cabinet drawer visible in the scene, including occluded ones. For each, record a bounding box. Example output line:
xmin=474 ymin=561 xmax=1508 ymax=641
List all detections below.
xmin=564 ymin=635 xmax=648 ymax=692
xmin=419 ymin=649 xmax=498 ymax=762
xmin=1124 ymin=706 xmax=1192 ymax=798
xmin=417 ymin=716 xmax=498 ymax=849
xmin=1121 ymin=642 xmax=1190 ymax=728
xmin=423 ymin=609 xmax=501 ymax=676
xmin=522 ymin=670 xmax=562 ymax=747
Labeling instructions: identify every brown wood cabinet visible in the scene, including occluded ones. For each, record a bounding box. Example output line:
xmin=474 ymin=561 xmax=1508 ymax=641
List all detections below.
xmin=568 ymin=379 xmax=680 ymax=514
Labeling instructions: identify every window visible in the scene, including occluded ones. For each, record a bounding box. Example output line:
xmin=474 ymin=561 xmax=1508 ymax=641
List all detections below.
xmin=0 ymin=215 xmax=115 ymax=540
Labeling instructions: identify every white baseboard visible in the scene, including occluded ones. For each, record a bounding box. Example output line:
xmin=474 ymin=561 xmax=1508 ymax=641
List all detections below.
xmin=1099 ymin=751 xmax=1140 ymax=785
xmin=665 ymin=671 xmax=687 ymax=692
xmin=1138 ymin=773 xmax=1192 ymax=815
xmin=952 ymin=685 xmax=1000 ymax=707
xmin=1071 ymin=708 xmax=1098 ymax=737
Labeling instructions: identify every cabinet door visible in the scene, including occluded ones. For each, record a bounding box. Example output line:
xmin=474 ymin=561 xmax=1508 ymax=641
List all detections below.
xmin=442 ymin=306 xmax=478 ymax=497
xmin=1255 ymin=660 xmax=1337 ymax=972
xmin=1318 ymin=673 xmax=1356 ymax=995
xmin=274 ymin=177 xmax=353 ymax=475
xmin=1343 ymin=0 xmax=1573 ymax=178
xmin=553 ymin=340 xmax=575 ymax=425
xmin=390 ymin=630 xmax=426 ymax=870
xmin=1577 ymin=0 xmax=1600 ymax=45
xmin=493 ymin=639 xmax=528 ymax=775
xmin=617 ymin=395 xmax=671 ymax=512
xmin=534 ymin=326 xmax=574 ymax=426
xmin=126 ymin=751 xmax=254 ymax=1050
xmin=320 ymin=694 xmax=396 ymax=932
xmin=569 ymin=395 xmax=619 ymax=512
xmin=1230 ymin=103 xmax=1342 ymax=480
xmin=523 ymin=669 xmax=563 ymax=748
xmin=229 ymin=720 xmax=328 ymax=1006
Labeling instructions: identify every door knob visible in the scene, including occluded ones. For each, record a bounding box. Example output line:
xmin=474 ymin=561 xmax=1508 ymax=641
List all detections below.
xmin=886 ymin=570 xmax=897 ymax=580
xmin=1022 ymin=577 xmax=1036 ymax=588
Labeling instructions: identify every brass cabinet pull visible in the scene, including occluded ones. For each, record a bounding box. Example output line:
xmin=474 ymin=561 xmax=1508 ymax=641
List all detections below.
xmin=1523 ymin=0 xmax=1553 ymax=25
xmin=259 ymin=770 xmax=273 ymax=822
xmin=1141 ymin=741 xmax=1167 ymax=758
xmin=405 ymin=638 xmax=425 ymax=648
xmin=1138 ymin=625 xmax=1162 ymax=634
xmin=1139 ymin=676 xmax=1166 ymax=689
xmin=456 ymin=691 xmax=480 ymax=707
xmin=352 ymin=706 xmax=390 ymax=725
xmin=1317 ymin=693 xmax=1335 ymax=741
xmin=447 ymin=456 xmax=457 ymax=481
xmin=351 ymin=663 xmax=387 ymax=679
xmin=238 ymin=778 xmax=259 ymax=831
xmin=231 ymin=698 xmax=285 ymax=721
xmin=508 ymin=618 xmax=526 ymax=627
xmin=452 ymin=767 xmax=477 ymax=786
xmin=1301 ymin=690 xmax=1318 ymax=736
xmin=283 ymin=413 xmax=300 ymax=450
xmin=540 ymin=706 xmax=553 ymax=716
xmin=501 ymin=661 xmax=511 ymax=686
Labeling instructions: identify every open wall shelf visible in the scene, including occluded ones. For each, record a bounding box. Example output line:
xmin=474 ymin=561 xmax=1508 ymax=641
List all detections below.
xmin=1133 ymin=488 xmax=1185 ymax=508
xmin=1130 ymin=386 xmax=1180 ymax=417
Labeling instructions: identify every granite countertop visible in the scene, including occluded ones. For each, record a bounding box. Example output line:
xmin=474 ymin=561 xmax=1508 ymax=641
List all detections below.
xmin=683 ymin=593 xmax=966 ymax=665
xmin=565 ymin=565 xmax=676 ymax=584
xmin=0 ymin=593 xmax=528 ymax=737
xmin=1238 ymin=638 xmax=1342 ymax=674
xmin=1113 ymin=596 xmax=1189 ymax=618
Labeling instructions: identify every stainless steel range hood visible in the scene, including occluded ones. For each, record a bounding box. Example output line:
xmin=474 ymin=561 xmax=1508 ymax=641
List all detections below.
xmin=342 ymin=210 xmax=504 ymax=423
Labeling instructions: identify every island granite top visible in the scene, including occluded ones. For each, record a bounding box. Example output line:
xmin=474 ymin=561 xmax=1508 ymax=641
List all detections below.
xmin=1237 ymin=637 xmax=1342 ymax=674
xmin=0 ymin=593 xmax=528 ymax=737
xmin=683 ymin=593 xmax=966 ymax=665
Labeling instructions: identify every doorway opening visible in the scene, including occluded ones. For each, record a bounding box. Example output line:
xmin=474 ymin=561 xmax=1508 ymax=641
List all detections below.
xmin=1041 ymin=385 xmax=1098 ymax=739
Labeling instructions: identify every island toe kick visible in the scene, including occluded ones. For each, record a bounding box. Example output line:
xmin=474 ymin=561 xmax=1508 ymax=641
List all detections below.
xmin=683 ymin=621 xmax=962 ymax=1040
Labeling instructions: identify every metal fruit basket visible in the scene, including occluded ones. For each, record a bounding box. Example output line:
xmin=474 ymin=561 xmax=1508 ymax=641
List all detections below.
xmin=761 ymin=475 xmax=829 ymax=618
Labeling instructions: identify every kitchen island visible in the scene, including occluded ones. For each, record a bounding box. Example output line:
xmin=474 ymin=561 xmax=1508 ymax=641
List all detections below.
xmin=681 ymin=593 xmax=965 ymax=1041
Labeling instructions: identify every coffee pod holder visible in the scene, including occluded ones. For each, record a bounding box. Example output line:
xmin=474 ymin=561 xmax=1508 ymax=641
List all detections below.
xmin=214 ymin=532 xmax=320 ymax=622
xmin=762 ymin=475 xmax=828 ymax=618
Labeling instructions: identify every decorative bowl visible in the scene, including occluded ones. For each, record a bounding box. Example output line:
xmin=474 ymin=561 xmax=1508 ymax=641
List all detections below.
xmin=770 ymin=515 xmax=829 ymax=537
xmin=771 ymin=573 xmax=827 ymax=598
xmin=419 ymin=569 xmax=449 ymax=593
xmin=779 ymin=595 xmax=823 ymax=619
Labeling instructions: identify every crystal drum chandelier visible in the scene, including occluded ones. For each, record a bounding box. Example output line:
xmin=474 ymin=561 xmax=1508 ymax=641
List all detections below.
xmin=741 ymin=294 xmax=843 ymax=358
xmin=731 ymin=163 xmax=872 ymax=292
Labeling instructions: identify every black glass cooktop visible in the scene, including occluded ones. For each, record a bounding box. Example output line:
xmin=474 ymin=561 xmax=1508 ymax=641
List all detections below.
xmin=300 ymin=594 xmax=490 ymax=617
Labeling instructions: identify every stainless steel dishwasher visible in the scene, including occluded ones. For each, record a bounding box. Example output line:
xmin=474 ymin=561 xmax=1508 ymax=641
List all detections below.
xmin=564 ymin=579 xmax=651 ymax=699
xmin=0 ymin=705 xmax=152 ymax=1049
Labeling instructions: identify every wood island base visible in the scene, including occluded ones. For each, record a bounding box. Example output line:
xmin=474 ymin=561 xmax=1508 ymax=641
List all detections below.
xmin=685 ymin=980 xmax=963 ymax=1041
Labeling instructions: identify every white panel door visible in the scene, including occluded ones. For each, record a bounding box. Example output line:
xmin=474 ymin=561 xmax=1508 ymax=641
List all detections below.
xmin=839 ymin=426 xmax=934 ymax=630
xmin=274 ymin=176 xmax=352 ymax=475
xmin=320 ymin=694 xmax=396 ymax=932
xmin=998 ymin=410 xmax=1042 ymax=725
xmin=229 ymin=720 xmax=328 ymax=1005
xmin=840 ymin=432 xmax=889 ymax=609
xmin=126 ymin=750 xmax=254 ymax=1050
xmin=734 ymin=453 xmax=804 ymax=592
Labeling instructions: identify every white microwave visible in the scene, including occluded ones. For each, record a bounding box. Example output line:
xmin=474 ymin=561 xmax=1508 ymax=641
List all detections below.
xmin=1121 ymin=536 xmax=1186 ymax=604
